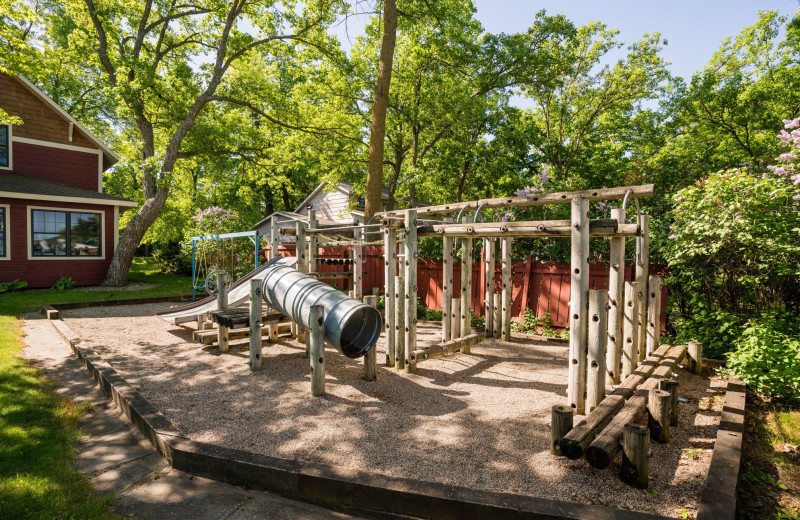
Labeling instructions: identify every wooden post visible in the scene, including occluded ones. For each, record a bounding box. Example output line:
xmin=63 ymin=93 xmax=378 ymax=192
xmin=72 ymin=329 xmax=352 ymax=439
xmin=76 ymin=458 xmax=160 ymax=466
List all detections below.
xmin=621 ymin=281 xmax=640 ymax=379
xmin=635 ymin=215 xmax=650 ymax=362
xmin=217 ymin=274 xmax=229 ymax=352
xmin=648 ymin=388 xmax=671 ymax=443
xmin=308 ymin=305 xmax=325 ymax=397
xmin=606 ymin=207 xmax=626 ymax=385
xmin=404 ymin=210 xmax=417 ymax=373
xmin=493 ymin=293 xmax=501 ymax=339
xmin=296 ymin=221 xmax=307 ymax=343
xmin=450 ymin=298 xmax=460 ymax=345
xmin=363 ymin=295 xmax=377 ymax=381
xmin=395 ymin=277 xmax=405 ymax=369
xmin=307 ymin=208 xmax=318 ymax=276
xmin=621 ymin=423 xmax=650 ymax=489
xmin=500 ymin=237 xmax=512 ymax=341
xmin=688 ymin=340 xmax=703 ymax=375
xmin=353 ymin=218 xmax=363 ymax=300
xmin=249 ymin=280 xmax=263 ymax=371
xmin=385 ymin=228 xmax=397 ymax=366
xmin=587 ymin=289 xmax=608 ymax=413
xmin=660 ymin=379 xmax=679 ymax=427
xmin=585 ymin=389 xmax=648 ymax=469
xmin=439 ymin=236 xmax=451 ymax=342
xmin=460 ymin=238 xmax=473 ymax=339
xmin=645 ymin=275 xmax=662 ymax=357
xmin=568 ymin=197 xmax=589 ymax=414
xmin=270 ymin=217 xmax=279 ymax=261
xmin=551 ymin=405 xmax=574 ymax=456
xmin=483 ymin=238 xmax=495 ymax=337
xmin=197 ymin=313 xmax=206 ymax=332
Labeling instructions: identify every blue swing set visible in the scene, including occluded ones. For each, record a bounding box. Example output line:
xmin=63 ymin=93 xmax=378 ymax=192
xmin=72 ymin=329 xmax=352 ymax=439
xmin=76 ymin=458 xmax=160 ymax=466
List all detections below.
xmin=189 ymin=230 xmax=260 ymax=301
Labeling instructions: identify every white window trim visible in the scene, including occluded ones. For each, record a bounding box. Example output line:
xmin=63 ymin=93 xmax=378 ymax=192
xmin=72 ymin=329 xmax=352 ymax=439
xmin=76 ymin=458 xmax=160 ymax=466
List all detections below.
xmin=0 ymin=203 xmax=10 ymax=260
xmin=0 ymin=191 xmax=137 ymax=207
xmin=0 ymin=124 xmax=12 ymax=171
xmin=27 ymin=205 xmax=105 ymax=261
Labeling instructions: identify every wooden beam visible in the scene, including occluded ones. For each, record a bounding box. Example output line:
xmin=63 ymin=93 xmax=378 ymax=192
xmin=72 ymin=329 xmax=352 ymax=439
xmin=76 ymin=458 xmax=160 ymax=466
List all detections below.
xmin=404 ymin=210 xmax=418 ymax=373
xmin=309 ymin=305 xmax=325 ymax=397
xmin=377 ymin=184 xmax=656 ymax=218
xmin=586 ymin=289 xmax=608 ymax=413
xmin=585 ymin=389 xmax=648 ymax=469
xmin=568 ymin=197 xmax=589 ymax=414
xmin=410 ymin=333 xmax=484 ymax=363
xmin=460 ymin=238 xmax=473 ymax=340
xmin=442 ymin=236 xmax=453 ymax=342
xmin=384 ymin=228 xmax=396 ymax=366
xmin=606 ymin=207 xmax=626 ymax=385
xmin=308 ymin=272 xmax=353 ymax=279
xmin=500 ymin=237 xmax=512 ymax=341
xmin=417 ymin=219 xmax=638 ymax=238
xmin=635 ymin=215 xmax=650 ymax=362
xmin=249 ymin=280 xmax=263 ymax=371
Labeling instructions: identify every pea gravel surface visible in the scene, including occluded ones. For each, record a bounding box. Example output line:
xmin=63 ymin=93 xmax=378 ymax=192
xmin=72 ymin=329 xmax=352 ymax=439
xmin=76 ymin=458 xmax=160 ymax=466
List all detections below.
xmin=62 ymin=303 xmax=725 ymax=518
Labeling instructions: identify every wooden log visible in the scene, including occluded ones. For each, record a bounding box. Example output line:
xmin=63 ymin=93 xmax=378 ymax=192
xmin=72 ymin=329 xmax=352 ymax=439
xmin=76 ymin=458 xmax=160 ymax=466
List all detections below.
xmin=460 ymin=238 xmax=473 ymax=340
xmin=442 ymin=236 xmax=453 ymax=342
xmin=362 ymin=295 xmax=377 ymax=381
xmin=621 ymin=281 xmax=640 ymax=379
xmin=559 ymin=394 xmax=626 ymax=460
xmin=377 ymin=184 xmax=656 ymax=218
xmin=551 ymin=405 xmax=574 ymax=456
xmin=620 ymin=423 xmax=650 ymax=489
xmin=606 ymin=207 xmax=626 ymax=385
xmin=308 ymin=272 xmax=354 ymax=279
xmin=217 ymin=275 xmax=229 ymax=353
xmin=587 ymin=289 xmax=608 ymax=413
xmin=635 ymin=215 xmax=650 ymax=362
xmin=404 ymin=210 xmax=418 ymax=373
xmin=307 ymin=208 xmax=318 ymax=276
xmin=352 ymin=218 xmax=363 ymax=299
xmin=296 ymin=221 xmax=307 ymax=343
xmin=308 ymin=305 xmax=325 ymax=397
xmin=640 ymin=344 xmax=687 ymax=391
xmin=645 ymin=275 xmax=662 ymax=357
xmin=270 ymin=217 xmax=279 ymax=261
xmin=648 ymin=388 xmax=671 ymax=444
xmin=385 ymin=228 xmax=397 ymax=366
xmin=395 ymin=277 xmax=405 ymax=370
xmin=501 ymin=237 xmax=512 ymax=342
xmin=568 ymin=197 xmax=589 ymax=414
xmin=484 ymin=238 xmax=495 ymax=337
xmin=613 ymin=343 xmax=673 ymax=398
xmin=688 ymin=340 xmax=703 ymax=375
xmin=585 ymin=389 xmax=648 ymax=469
xmin=416 ymin=220 xmax=639 ymax=238
xmin=493 ymin=293 xmax=501 ymax=339
xmin=193 ymin=320 xmax=290 ymax=345
xmin=450 ymin=298 xmax=460 ymax=344
xmin=197 ymin=313 xmax=206 ymax=331
xmin=249 ymin=280 xmax=263 ymax=371
xmin=660 ymin=379 xmax=679 ymax=427
xmin=410 ymin=333 xmax=484 ymax=363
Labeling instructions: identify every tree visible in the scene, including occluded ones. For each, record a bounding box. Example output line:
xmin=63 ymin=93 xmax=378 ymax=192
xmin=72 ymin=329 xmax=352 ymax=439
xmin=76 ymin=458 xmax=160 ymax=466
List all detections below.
xmin=4 ymin=0 xmax=342 ymax=285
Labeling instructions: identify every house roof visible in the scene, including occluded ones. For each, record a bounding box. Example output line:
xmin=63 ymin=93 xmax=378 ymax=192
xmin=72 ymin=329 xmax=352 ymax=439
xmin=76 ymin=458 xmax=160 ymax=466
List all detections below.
xmin=293 ymin=181 xmax=392 ymax=214
xmin=12 ymin=74 xmax=119 ymax=168
xmin=252 ymin=210 xmax=338 ymax=231
xmin=0 ymin=171 xmax=137 ymax=207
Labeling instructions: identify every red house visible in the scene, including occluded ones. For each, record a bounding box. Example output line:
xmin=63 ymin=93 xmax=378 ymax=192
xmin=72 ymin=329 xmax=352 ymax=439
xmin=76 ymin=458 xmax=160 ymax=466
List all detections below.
xmin=0 ymin=73 xmax=137 ymax=288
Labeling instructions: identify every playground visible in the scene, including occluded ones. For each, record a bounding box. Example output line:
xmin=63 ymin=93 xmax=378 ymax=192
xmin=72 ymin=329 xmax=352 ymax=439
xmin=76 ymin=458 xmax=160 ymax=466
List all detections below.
xmin=60 ymin=302 xmax=724 ymax=517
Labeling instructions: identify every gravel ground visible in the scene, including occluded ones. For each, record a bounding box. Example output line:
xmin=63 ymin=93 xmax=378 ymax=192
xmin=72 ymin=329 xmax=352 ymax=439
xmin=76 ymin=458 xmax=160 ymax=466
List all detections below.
xmin=62 ymin=303 xmax=725 ymax=518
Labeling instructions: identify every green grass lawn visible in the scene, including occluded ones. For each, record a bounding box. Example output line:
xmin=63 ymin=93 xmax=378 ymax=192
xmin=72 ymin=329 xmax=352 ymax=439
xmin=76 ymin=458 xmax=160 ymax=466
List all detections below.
xmin=0 ymin=258 xmax=190 ymax=519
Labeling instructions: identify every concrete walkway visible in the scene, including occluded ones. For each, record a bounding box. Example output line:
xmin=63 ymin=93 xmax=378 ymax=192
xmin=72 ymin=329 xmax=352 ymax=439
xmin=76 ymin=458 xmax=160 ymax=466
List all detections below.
xmin=21 ymin=314 xmax=382 ymax=520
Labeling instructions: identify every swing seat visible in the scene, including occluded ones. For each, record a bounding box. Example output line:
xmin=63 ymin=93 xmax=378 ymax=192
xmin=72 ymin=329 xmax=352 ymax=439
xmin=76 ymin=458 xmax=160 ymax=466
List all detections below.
xmin=193 ymin=282 xmax=206 ymax=292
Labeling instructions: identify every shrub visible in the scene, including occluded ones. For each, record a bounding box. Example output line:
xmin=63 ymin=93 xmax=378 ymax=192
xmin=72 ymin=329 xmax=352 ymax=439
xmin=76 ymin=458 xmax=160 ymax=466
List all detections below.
xmin=725 ymin=313 xmax=800 ymax=400
xmin=52 ymin=276 xmax=74 ymax=291
xmin=0 ymin=279 xmax=28 ymax=293
xmin=152 ymin=241 xmax=192 ymax=275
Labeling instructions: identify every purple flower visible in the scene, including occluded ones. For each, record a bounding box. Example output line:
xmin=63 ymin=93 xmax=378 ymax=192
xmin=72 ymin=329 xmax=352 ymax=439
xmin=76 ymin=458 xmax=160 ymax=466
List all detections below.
xmin=783 ymin=117 xmax=800 ymax=130
xmin=792 ymin=174 xmax=800 ymax=186
xmin=668 ymin=234 xmax=677 ymax=240
xmin=779 ymin=130 xmax=792 ymax=143
xmin=779 ymin=153 xmax=797 ymax=163
xmin=793 ymin=194 xmax=800 ymax=201
xmin=500 ymin=216 xmax=509 ymax=222
xmin=763 ymin=173 xmax=771 ymax=179
xmin=596 ymin=201 xmax=607 ymax=211
xmin=515 ymin=188 xmax=528 ymax=197
xmin=538 ymin=171 xmax=550 ymax=183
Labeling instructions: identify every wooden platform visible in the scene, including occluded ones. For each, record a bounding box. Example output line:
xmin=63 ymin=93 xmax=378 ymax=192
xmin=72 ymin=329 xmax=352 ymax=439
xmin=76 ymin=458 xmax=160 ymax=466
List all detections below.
xmin=193 ymin=320 xmax=292 ymax=345
xmin=211 ymin=309 xmax=285 ymax=329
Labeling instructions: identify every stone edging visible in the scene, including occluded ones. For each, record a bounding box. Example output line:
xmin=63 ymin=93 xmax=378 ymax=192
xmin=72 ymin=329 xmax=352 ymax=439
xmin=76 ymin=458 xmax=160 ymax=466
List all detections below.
xmin=44 ymin=302 xmax=742 ymax=520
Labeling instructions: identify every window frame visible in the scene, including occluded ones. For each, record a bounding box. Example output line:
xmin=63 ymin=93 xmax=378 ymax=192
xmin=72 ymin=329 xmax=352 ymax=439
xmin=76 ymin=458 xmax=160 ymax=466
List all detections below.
xmin=0 ymin=204 xmax=9 ymax=260
xmin=0 ymin=124 xmax=12 ymax=171
xmin=27 ymin=206 xmax=105 ymax=260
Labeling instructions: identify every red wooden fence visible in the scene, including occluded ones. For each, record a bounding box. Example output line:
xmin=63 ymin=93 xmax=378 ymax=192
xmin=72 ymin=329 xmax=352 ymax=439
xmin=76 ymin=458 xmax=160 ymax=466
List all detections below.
xmin=269 ymin=244 xmax=667 ymax=330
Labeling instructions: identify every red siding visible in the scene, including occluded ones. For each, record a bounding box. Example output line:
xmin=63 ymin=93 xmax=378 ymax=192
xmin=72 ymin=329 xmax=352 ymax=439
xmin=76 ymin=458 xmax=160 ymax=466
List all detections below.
xmin=12 ymin=142 xmax=100 ymax=192
xmin=0 ymin=198 xmax=114 ymax=288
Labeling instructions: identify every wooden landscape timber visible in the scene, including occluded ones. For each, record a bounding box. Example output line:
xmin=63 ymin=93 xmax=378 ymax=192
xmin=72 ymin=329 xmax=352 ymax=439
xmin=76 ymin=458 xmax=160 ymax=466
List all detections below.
xmin=193 ymin=320 xmax=292 ymax=345
xmin=585 ymin=389 xmax=649 ymax=469
xmin=620 ymin=423 xmax=650 ymax=489
xmin=416 ymin=219 xmax=639 ymax=238
xmin=409 ymin=333 xmax=485 ymax=364
xmin=211 ymin=308 xmax=286 ymax=329
xmin=376 ymin=184 xmax=655 ymax=218
xmin=551 ymin=405 xmax=574 ymax=456
xmin=559 ymin=343 xmax=671 ymax=460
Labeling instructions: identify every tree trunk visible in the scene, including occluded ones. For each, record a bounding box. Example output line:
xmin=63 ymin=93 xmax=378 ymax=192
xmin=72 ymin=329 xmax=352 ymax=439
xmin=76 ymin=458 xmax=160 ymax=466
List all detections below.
xmin=363 ymin=0 xmax=397 ymax=222
xmin=102 ymin=187 xmax=169 ymax=286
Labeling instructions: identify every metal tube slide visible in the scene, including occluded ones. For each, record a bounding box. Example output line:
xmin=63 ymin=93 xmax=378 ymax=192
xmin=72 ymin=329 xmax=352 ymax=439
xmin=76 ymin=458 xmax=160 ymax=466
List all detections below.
xmin=262 ymin=262 xmax=382 ymax=359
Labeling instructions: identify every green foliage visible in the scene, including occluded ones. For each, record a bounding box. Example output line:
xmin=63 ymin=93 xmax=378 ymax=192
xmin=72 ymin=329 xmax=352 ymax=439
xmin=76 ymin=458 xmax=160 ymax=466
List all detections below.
xmin=0 ymin=280 xmax=27 ymax=293
xmin=185 ymin=207 xmax=257 ymax=283
xmin=51 ymin=277 xmax=74 ymax=291
xmin=152 ymin=242 xmax=192 ymax=276
xmin=416 ymin=297 xmax=442 ymax=321
xmin=510 ymin=308 xmax=566 ymax=338
xmin=725 ymin=314 xmax=800 ymax=400
xmin=470 ymin=314 xmax=484 ymax=329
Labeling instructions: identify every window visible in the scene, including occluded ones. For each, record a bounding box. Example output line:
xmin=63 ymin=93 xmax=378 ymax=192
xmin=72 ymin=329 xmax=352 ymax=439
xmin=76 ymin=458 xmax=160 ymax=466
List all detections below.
xmin=0 ymin=124 xmax=9 ymax=168
xmin=31 ymin=209 xmax=101 ymax=257
xmin=0 ymin=206 xmax=7 ymax=258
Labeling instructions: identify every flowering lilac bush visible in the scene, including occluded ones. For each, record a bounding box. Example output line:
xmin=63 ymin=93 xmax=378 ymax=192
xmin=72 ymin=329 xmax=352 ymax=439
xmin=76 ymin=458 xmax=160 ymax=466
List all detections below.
xmin=665 ymin=118 xmax=800 ymax=361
